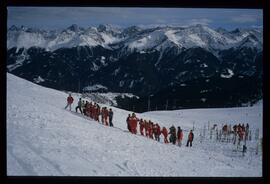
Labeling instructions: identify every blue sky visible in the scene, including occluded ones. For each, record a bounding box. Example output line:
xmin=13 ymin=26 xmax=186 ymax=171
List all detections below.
xmin=7 ymin=7 xmax=263 ymax=30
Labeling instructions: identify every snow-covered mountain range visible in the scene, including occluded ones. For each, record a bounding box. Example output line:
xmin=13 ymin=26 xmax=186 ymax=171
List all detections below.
xmin=7 ymin=24 xmax=263 ymax=52
xmin=7 ymin=24 xmax=263 ymax=111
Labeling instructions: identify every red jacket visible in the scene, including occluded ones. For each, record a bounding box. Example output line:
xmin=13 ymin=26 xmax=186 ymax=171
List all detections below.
xmin=129 ymin=117 xmax=138 ymax=129
xmin=177 ymin=131 xmax=183 ymax=140
xmin=139 ymin=121 xmax=144 ymax=129
xmin=67 ymin=96 xmax=74 ymax=104
xmin=188 ymin=132 xmax=194 ymax=141
xmin=161 ymin=127 xmax=168 ymax=137
xmin=104 ymin=109 xmax=109 ymax=117
xmin=157 ymin=126 xmax=161 ymax=135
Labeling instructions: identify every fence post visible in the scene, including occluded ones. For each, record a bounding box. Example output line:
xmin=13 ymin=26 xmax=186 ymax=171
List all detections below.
xmin=255 ymin=129 xmax=259 ymax=140
xmin=216 ymin=128 xmax=218 ymax=141
xmin=203 ymin=124 xmax=206 ymax=139
xmin=256 ymin=141 xmax=259 ymax=155
xmin=199 ymin=130 xmax=203 ymax=143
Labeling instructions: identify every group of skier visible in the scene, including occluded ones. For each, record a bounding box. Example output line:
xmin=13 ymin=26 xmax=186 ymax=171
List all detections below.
xmin=126 ymin=113 xmax=194 ymax=147
xmin=65 ymin=94 xmax=194 ymax=147
xmin=65 ymin=94 xmax=114 ymax=127
xmin=219 ymin=122 xmax=250 ymax=142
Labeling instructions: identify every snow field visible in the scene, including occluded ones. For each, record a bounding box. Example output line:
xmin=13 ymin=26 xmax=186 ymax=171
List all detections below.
xmin=7 ymin=73 xmax=262 ymax=176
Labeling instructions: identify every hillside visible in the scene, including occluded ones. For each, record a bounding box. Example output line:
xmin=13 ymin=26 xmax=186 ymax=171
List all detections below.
xmin=7 ymin=73 xmax=262 ymax=176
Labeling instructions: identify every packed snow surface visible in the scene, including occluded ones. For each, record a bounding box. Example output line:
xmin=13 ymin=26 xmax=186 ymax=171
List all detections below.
xmin=7 ymin=73 xmax=262 ymax=176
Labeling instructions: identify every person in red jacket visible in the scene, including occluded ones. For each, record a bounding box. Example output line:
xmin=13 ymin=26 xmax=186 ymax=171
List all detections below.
xmin=177 ymin=126 xmax=184 ymax=147
xmin=161 ymin=127 xmax=169 ymax=143
xmin=144 ymin=120 xmax=149 ymax=137
xmin=104 ymin=107 xmax=109 ymax=126
xmin=139 ymin=119 xmax=145 ymax=136
xmin=148 ymin=121 xmax=154 ymax=139
xmin=238 ymin=127 xmax=245 ymax=142
xmin=130 ymin=113 xmax=138 ymax=134
xmin=186 ymin=130 xmax=194 ymax=147
xmin=85 ymin=101 xmax=90 ymax=117
xmin=64 ymin=94 xmax=74 ymax=111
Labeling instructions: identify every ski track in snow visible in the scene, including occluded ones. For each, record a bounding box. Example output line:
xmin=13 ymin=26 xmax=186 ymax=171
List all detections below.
xmin=7 ymin=73 xmax=262 ymax=176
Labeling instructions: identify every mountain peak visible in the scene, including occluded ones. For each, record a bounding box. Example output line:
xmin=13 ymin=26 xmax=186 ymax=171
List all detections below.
xmin=67 ymin=24 xmax=80 ymax=32
xmin=9 ymin=25 xmax=19 ymax=31
xmin=216 ymin=27 xmax=228 ymax=34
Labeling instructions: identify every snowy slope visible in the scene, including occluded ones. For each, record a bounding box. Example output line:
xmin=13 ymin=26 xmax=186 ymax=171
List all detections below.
xmin=7 ymin=73 xmax=262 ymax=176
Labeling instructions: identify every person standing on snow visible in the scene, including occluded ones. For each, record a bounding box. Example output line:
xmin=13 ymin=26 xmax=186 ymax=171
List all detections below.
xmin=144 ymin=120 xmax=149 ymax=137
xmin=130 ymin=113 xmax=138 ymax=134
xmin=126 ymin=114 xmax=131 ymax=132
xmin=109 ymin=108 xmax=114 ymax=127
xmin=148 ymin=121 xmax=154 ymax=139
xmin=153 ymin=124 xmax=158 ymax=141
xmin=186 ymin=130 xmax=194 ymax=147
xmin=64 ymin=94 xmax=74 ymax=111
xmin=75 ymin=98 xmax=83 ymax=114
xmin=139 ymin=119 xmax=145 ymax=136
xmin=169 ymin=125 xmax=177 ymax=144
xmin=177 ymin=126 xmax=184 ymax=147
xmin=104 ymin=107 xmax=109 ymax=126
xmin=161 ymin=127 xmax=169 ymax=143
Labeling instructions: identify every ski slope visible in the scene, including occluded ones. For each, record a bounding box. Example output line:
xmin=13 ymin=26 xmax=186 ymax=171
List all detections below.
xmin=7 ymin=73 xmax=263 ymax=176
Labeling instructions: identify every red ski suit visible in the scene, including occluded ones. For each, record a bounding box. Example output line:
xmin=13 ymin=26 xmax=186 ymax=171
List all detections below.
xmin=67 ymin=96 xmax=74 ymax=104
xmin=129 ymin=117 xmax=138 ymax=134
xmin=161 ymin=127 xmax=169 ymax=143
xmin=148 ymin=125 xmax=153 ymax=139
xmin=85 ymin=104 xmax=91 ymax=117
xmin=177 ymin=131 xmax=183 ymax=140
xmin=103 ymin=109 xmax=109 ymax=125
xmin=145 ymin=122 xmax=149 ymax=137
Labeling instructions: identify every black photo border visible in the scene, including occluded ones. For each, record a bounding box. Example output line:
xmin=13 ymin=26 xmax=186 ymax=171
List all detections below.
xmin=1 ymin=0 xmax=268 ymax=184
